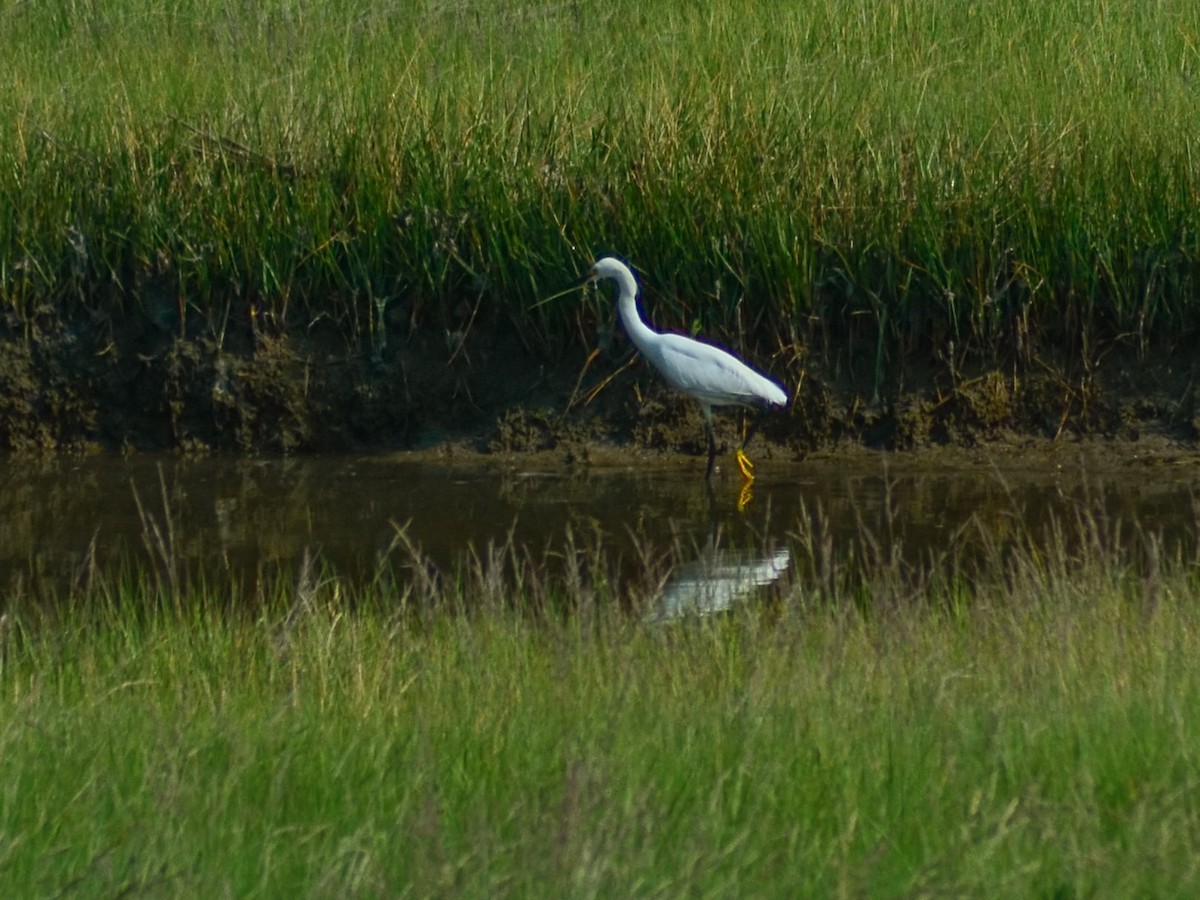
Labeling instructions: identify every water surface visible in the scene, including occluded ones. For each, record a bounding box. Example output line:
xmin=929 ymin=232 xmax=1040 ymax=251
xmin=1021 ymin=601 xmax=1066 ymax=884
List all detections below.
xmin=3 ymin=449 xmax=1198 ymax=608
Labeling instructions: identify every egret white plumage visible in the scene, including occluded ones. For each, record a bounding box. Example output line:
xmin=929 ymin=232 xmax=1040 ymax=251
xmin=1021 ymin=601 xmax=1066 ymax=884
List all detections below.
xmin=584 ymin=257 xmax=788 ymax=481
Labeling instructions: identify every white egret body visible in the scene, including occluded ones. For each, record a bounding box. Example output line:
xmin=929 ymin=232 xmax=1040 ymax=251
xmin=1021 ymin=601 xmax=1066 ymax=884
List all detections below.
xmin=586 ymin=257 xmax=788 ymax=480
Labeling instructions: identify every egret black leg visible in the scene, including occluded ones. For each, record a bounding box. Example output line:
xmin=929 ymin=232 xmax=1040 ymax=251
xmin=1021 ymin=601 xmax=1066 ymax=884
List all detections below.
xmin=702 ymin=406 xmax=718 ymax=479
xmin=704 ymin=418 xmax=719 ymax=479
xmin=740 ymin=409 xmax=768 ymax=453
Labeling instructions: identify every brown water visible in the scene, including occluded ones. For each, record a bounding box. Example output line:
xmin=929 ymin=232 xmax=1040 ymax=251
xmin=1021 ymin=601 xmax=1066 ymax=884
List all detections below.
xmin=3 ymin=449 xmax=1199 ymax=608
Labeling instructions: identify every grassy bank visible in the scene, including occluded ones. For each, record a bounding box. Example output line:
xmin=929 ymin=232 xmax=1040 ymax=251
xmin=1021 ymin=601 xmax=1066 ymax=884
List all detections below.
xmin=2 ymin=513 xmax=1200 ymax=895
xmin=3 ymin=1 xmax=1200 ymax=452
xmin=5 ymin=1 xmax=1200 ymax=353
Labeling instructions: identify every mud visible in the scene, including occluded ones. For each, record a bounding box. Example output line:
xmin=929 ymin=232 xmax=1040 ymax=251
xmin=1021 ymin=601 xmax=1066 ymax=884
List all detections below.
xmin=1 ymin=302 xmax=1197 ymax=465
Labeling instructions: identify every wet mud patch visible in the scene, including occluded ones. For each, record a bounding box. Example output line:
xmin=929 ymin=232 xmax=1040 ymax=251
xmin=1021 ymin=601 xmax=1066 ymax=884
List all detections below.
xmin=0 ymin=307 xmax=1197 ymax=462
xmin=0 ymin=337 xmax=99 ymax=454
xmin=488 ymin=408 xmax=561 ymax=454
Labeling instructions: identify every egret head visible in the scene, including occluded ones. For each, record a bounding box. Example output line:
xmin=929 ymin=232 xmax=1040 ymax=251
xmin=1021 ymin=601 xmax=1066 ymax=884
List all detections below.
xmin=587 ymin=256 xmax=632 ymax=284
xmin=586 ymin=257 xmax=640 ymax=302
xmin=531 ymin=256 xmax=640 ymax=310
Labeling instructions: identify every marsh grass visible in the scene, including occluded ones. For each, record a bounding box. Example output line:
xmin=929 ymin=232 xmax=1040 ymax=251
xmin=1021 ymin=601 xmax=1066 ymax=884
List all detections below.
xmin=4 ymin=0 xmax=1200 ymax=385
xmin=3 ymin=497 xmax=1200 ymax=895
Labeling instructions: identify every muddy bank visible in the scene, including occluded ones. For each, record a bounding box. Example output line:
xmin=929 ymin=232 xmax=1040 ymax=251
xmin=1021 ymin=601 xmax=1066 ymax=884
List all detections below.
xmin=1 ymin=306 xmax=1198 ymax=461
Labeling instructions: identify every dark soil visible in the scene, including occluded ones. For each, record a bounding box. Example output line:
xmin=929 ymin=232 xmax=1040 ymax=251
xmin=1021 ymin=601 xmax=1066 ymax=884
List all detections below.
xmin=2 ymin=303 xmax=1198 ymax=463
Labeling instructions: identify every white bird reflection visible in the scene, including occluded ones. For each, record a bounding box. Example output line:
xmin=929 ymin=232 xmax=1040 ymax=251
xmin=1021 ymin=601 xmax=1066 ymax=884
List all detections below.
xmin=652 ymin=545 xmax=792 ymax=621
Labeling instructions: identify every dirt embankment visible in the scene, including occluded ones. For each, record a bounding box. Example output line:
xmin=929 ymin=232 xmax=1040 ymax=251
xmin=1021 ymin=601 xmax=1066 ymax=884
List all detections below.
xmin=1 ymin=304 xmax=1198 ymax=461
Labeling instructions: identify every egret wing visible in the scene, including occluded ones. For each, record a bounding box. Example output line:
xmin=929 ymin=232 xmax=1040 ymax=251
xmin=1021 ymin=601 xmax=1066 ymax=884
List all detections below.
xmin=650 ymin=334 xmax=786 ymax=408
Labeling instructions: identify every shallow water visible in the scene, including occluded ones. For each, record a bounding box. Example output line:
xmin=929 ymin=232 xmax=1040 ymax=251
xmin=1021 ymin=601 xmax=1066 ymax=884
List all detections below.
xmin=3 ymin=449 xmax=1199 ymax=609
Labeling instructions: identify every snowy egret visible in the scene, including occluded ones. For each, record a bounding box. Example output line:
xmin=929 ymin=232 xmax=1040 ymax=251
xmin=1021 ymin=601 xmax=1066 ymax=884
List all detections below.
xmin=584 ymin=257 xmax=788 ymax=480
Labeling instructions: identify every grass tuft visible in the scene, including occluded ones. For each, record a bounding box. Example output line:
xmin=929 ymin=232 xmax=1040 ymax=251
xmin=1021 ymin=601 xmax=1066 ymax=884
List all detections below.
xmin=3 ymin=0 xmax=1200 ymax=387
xmin=2 ymin=497 xmax=1200 ymax=894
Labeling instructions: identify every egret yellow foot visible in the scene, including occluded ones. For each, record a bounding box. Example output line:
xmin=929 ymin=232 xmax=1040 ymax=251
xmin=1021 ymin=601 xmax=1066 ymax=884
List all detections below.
xmin=736 ymin=449 xmax=755 ymax=481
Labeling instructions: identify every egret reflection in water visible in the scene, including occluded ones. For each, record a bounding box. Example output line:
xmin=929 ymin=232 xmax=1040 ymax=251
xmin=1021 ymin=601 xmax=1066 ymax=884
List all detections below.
xmin=652 ymin=544 xmax=792 ymax=622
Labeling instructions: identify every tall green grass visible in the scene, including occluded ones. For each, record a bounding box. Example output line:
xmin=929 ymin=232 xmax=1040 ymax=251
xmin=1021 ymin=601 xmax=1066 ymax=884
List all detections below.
xmin=2 ymin=508 xmax=1200 ymax=895
xmin=3 ymin=0 xmax=1199 ymax=375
